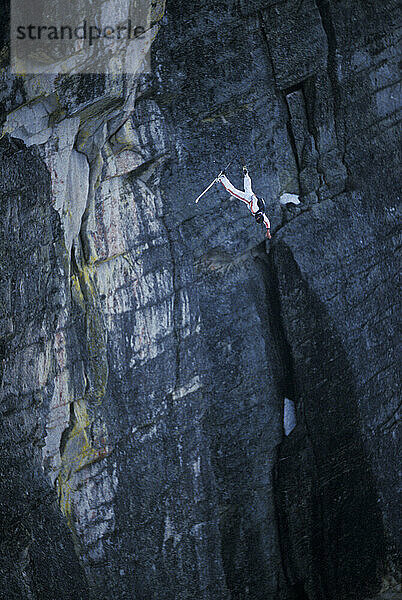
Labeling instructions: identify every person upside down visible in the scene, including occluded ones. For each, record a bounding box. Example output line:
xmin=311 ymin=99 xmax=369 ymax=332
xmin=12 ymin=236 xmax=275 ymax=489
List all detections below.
xmin=217 ymin=166 xmax=271 ymax=239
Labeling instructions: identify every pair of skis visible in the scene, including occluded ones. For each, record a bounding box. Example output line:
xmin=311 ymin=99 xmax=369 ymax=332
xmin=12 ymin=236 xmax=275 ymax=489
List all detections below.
xmin=195 ymin=172 xmax=222 ymax=203
xmin=195 ymin=157 xmax=239 ymax=203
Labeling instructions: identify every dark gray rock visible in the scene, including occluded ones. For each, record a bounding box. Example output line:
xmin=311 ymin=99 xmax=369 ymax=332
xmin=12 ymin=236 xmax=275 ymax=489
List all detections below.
xmin=0 ymin=0 xmax=400 ymax=599
xmin=0 ymin=137 xmax=90 ymax=599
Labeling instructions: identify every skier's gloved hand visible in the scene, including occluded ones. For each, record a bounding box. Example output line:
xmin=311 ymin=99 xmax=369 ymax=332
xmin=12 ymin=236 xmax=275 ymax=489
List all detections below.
xmin=266 ymin=227 xmax=271 ymax=239
xmin=243 ymin=166 xmax=248 ymax=175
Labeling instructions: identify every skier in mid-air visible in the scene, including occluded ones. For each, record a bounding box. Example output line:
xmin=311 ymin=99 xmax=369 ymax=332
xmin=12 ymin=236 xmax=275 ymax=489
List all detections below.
xmin=196 ymin=165 xmax=271 ymax=239
xmin=217 ymin=166 xmax=271 ymax=238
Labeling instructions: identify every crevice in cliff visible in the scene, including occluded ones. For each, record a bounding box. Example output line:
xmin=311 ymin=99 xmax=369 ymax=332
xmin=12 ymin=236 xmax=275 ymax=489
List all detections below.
xmin=254 ymin=242 xmax=296 ymax=403
xmin=59 ymin=400 xmax=76 ymax=461
xmin=314 ymin=0 xmax=344 ymax=153
xmin=257 ymin=10 xmax=279 ymax=90
xmin=130 ymin=152 xmax=169 ymax=181
xmin=300 ymin=78 xmax=320 ymax=149
xmin=259 ymin=8 xmax=300 ymax=189
xmin=283 ymin=96 xmax=302 ymax=175
xmin=255 ymin=241 xmax=302 ymax=597
xmin=266 ymin=240 xmax=386 ymax=600
xmin=0 ymin=340 xmax=5 ymax=389
xmin=161 ymin=216 xmax=181 ymax=395
xmin=77 ymin=156 xmax=94 ymax=265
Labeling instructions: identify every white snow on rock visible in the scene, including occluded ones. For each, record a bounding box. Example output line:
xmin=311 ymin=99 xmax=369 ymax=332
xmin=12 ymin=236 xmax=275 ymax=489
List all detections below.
xmin=284 ymin=397 xmax=297 ymax=436
xmin=280 ymin=193 xmax=300 ymax=205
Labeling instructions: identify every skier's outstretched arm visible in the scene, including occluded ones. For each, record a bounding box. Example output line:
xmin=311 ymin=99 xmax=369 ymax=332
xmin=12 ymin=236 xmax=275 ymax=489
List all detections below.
xmin=218 ymin=174 xmax=249 ymax=205
xmin=263 ymin=214 xmax=271 ymax=239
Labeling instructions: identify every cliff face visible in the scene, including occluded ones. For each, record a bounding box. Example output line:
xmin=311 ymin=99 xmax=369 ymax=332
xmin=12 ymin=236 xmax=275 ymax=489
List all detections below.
xmin=0 ymin=1 xmax=400 ymax=599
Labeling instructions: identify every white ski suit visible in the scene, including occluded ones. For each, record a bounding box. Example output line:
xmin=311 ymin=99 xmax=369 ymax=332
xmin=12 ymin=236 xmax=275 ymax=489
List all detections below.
xmin=217 ymin=171 xmax=271 ymax=238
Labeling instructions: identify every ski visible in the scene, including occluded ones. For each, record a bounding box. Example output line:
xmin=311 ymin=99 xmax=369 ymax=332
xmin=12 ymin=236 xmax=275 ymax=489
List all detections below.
xmin=195 ymin=171 xmax=222 ymax=203
xmin=194 ymin=158 xmax=235 ymax=203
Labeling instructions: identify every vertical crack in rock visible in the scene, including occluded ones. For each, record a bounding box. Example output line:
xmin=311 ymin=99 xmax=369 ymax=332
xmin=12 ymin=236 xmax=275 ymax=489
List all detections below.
xmin=164 ymin=222 xmax=181 ymax=393
xmin=254 ymin=243 xmax=295 ymax=404
xmin=259 ymin=0 xmax=347 ymax=202
xmin=258 ymin=10 xmax=303 ymax=217
xmin=314 ymin=0 xmax=345 ymax=153
xmin=254 ymin=242 xmax=300 ymax=596
xmin=283 ymin=89 xmax=302 ymax=175
xmin=268 ymin=239 xmax=387 ymax=600
xmin=257 ymin=10 xmax=279 ymax=90
xmin=59 ymin=396 xmax=76 ymax=460
xmin=257 ymin=241 xmax=317 ymax=593
xmin=0 ymin=342 xmax=4 ymax=389
xmin=284 ymin=84 xmax=321 ymax=203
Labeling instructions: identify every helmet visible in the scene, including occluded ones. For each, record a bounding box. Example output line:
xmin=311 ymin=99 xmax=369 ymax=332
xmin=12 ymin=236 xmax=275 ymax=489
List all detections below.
xmin=255 ymin=212 xmax=264 ymax=224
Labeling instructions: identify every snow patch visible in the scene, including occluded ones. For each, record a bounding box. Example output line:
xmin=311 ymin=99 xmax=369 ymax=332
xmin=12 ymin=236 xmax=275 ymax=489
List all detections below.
xmin=280 ymin=193 xmax=300 ymax=205
xmin=284 ymin=397 xmax=297 ymax=436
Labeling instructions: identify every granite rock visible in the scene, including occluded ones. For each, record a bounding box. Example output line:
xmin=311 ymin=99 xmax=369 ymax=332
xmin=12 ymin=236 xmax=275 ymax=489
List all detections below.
xmin=0 ymin=0 xmax=400 ymax=599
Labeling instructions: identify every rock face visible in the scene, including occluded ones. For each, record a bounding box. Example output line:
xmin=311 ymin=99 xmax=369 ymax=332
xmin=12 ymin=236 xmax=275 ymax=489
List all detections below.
xmin=0 ymin=1 xmax=400 ymax=599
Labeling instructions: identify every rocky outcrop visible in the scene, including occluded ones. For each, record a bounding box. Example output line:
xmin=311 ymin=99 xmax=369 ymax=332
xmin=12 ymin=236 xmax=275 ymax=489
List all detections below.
xmin=0 ymin=0 xmax=400 ymax=599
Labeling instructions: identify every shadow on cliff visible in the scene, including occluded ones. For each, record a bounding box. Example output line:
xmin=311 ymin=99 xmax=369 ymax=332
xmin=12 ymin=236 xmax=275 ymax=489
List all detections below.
xmin=0 ymin=135 xmax=90 ymax=600
xmin=263 ymin=240 xmax=386 ymax=600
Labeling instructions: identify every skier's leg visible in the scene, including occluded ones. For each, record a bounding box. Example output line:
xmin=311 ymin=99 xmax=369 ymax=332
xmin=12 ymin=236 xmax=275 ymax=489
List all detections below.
xmin=218 ymin=174 xmax=249 ymax=204
xmin=243 ymin=171 xmax=253 ymax=196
